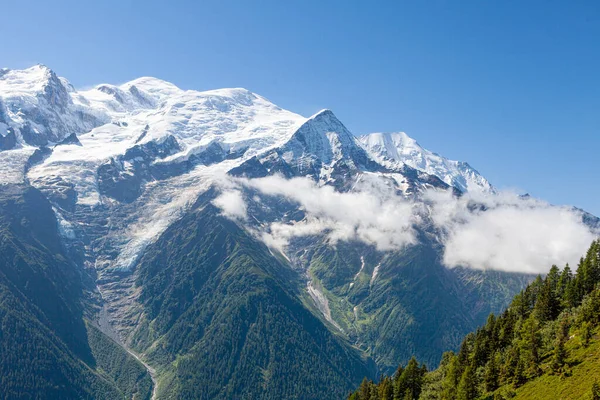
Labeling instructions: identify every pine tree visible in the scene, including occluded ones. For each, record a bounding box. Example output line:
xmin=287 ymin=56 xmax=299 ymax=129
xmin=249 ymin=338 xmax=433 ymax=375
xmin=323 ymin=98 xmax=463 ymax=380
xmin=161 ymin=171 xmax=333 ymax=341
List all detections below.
xmin=581 ymin=321 xmax=592 ymax=347
xmin=535 ymin=266 xmax=561 ymax=322
xmin=529 ymin=275 xmax=544 ymax=307
xmin=485 ymin=313 xmax=498 ymax=354
xmin=458 ymin=333 xmax=474 ymax=366
xmin=551 ymin=317 xmax=569 ymax=374
xmin=471 ymin=328 xmax=489 ymax=368
xmin=484 ymin=352 xmax=499 ymax=392
xmin=558 ymin=265 xmax=573 ymax=301
xmin=359 ymin=377 xmax=372 ymax=400
xmin=584 ymin=242 xmax=600 ymax=291
xmin=370 ymin=384 xmax=381 ymax=400
xmin=378 ymin=376 xmax=393 ymax=400
xmin=591 ymin=380 xmax=600 ymax=400
xmin=502 ymin=345 xmax=518 ymax=383
xmin=565 ymin=280 xmax=578 ymax=308
xmin=393 ymin=364 xmax=405 ymax=400
xmin=513 ymin=348 xmax=526 ymax=387
xmin=520 ymin=317 xmax=542 ymax=377
xmin=395 ymin=356 xmax=425 ymax=400
xmin=579 ymin=288 xmax=600 ymax=326
xmin=456 ymin=365 xmax=477 ymax=400
xmin=441 ymin=353 xmax=460 ymax=400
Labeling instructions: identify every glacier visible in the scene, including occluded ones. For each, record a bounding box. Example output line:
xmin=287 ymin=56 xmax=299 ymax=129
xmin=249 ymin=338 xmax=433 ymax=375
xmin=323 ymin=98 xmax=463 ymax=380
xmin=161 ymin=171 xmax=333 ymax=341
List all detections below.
xmin=1 ymin=64 xmax=597 ymax=365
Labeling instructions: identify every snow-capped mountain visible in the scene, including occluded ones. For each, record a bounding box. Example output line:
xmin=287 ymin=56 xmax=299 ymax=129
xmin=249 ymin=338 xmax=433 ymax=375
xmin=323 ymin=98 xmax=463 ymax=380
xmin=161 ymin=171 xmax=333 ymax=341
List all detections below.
xmin=359 ymin=132 xmax=494 ymax=193
xmin=0 ymin=65 xmax=476 ymax=278
xmin=0 ymin=65 xmax=488 ymax=195
xmin=1 ymin=64 xmax=597 ymax=399
xmin=0 ymin=65 xmax=106 ymax=148
xmin=0 ymin=64 xmax=498 ymax=334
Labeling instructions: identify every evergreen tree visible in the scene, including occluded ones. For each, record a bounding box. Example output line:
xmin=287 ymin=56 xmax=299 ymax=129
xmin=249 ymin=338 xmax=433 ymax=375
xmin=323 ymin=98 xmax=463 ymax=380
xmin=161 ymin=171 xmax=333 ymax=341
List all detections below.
xmin=502 ymin=345 xmax=518 ymax=382
xmin=358 ymin=377 xmax=372 ymax=400
xmin=565 ymin=278 xmax=581 ymax=308
xmin=396 ymin=356 xmax=425 ymax=400
xmin=551 ymin=317 xmax=569 ymax=374
xmin=579 ymin=288 xmax=600 ymax=326
xmin=456 ymin=365 xmax=477 ymax=400
xmin=370 ymin=384 xmax=381 ymax=400
xmin=583 ymin=242 xmax=600 ymax=292
xmin=393 ymin=364 xmax=405 ymax=400
xmin=558 ymin=265 xmax=573 ymax=301
xmin=457 ymin=333 xmax=474 ymax=366
xmin=484 ymin=352 xmax=499 ymax=392
xmin=591 ymin=380 xmax=600 ymax=400
xmin=535 ymin=265 xmax=561 ymax=321
xmin=529 ymin=275 xmax=544 ymax=308
xmin=498 ymin=309 xmax=515 ymax=348
xmin=520 ymin=316 xmax=542 ymax=377
xmin=441 ymin=353 xmax=460 ymax=400
xmin=513 ymin=291 xmax=529 ymax=320
xmin=378 ymin=376 xmax=393 ymax=400
xmin=581 ymin=321 xmax=592 ymax=347
xmin=513 ymin=348 xmax=526 ymax=387
xmin=471 ymin=328 xmax=489 ymax=368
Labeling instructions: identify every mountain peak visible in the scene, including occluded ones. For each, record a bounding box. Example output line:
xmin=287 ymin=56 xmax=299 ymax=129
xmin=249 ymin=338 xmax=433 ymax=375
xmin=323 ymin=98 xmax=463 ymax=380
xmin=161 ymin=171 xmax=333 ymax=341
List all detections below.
xmin=117 ymin=76 xmax=182 ymax=103
xmin=359 ymin=131 xmax=494 ymax=193
xmin=33 ymin=63 xmax=53 ymax=72
xmin=288 ymin=108 xmax=355 ymax=159
xmin=310 ymin=108 xmax=334 ymax=118
xmin=0 ymin=64 xmax=63 ymax=95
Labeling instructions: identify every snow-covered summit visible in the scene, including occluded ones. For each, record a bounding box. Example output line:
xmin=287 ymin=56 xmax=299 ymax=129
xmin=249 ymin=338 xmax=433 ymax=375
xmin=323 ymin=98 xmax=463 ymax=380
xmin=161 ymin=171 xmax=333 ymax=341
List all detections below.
xmin=0 ymin=64 xmax=106 ymax=147
xmin=0 ymin=64 xmax=501 ymax=280
xmin=282 ymin=109 xmax=360 ymax=165
xmin=359 ymin=132 xmax=494 ymax=193
xmin=0 ymin=65 xmax=494 ymax=198
xmin=0 ymin=64 xmax=57 ymax=94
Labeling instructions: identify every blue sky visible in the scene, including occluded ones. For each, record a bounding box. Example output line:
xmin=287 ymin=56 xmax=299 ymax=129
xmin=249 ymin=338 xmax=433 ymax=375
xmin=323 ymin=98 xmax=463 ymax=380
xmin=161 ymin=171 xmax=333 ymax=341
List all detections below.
xmin=2 ymin=0 xmax=599 ymax=215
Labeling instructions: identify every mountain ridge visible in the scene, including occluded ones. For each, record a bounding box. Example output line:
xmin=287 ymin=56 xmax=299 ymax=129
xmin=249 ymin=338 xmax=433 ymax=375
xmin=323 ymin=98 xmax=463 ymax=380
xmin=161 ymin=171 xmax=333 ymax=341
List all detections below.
xmin=1 ymin=65 xmax=488 ymax=196
xmin=0 ymin=64 xmax=595 ymax=399
xmin=359 ymin=131 xmax=493 ymax=194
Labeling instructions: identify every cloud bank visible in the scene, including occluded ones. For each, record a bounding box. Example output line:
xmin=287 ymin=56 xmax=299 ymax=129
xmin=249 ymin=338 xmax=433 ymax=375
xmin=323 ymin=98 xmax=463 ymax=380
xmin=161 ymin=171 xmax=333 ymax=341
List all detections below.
xmin=425 ymin=190 xmax=596 ymax=273
xmin=213 ymin=175 xmax=598 ymax=274
xmin=241 ymin=175 xmax=419 ymax=251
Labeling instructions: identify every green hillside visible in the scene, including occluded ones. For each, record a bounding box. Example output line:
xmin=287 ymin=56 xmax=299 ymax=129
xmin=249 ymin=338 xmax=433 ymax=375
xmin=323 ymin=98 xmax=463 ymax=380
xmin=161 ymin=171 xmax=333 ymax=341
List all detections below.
xmin=130 ymin=192 xmax=374 ymax=399
xmin=348 ymin=240 xmax=600 ymax=400
xmin=0 ymin=184 xmax=152 ymax=399
xmin=303 ymin=238 xmax=531 ymax=371
xmin=510 ymin=327 xmax=600 ymax=400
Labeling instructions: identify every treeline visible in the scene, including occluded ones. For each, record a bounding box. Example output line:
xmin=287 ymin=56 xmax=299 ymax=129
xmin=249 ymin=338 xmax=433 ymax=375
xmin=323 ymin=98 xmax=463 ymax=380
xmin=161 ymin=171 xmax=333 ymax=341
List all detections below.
xmin=348 ymin=239 xmax=600 ymax=400
xmin=349 ymin=356 xmax=427 ymax=400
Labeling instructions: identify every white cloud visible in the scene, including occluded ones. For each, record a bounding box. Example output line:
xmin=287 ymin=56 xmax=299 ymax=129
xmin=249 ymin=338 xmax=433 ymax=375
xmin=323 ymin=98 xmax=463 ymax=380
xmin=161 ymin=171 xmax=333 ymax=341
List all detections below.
xmin=240 ymin=175 xmax=418 ymax=251
xmin=213 ymin=189 xmax=247 ymax=220
xmin=425 ymin=189 xmax=597 ymax=273
xmin=212 ymin=174 xmax=598 ymax=274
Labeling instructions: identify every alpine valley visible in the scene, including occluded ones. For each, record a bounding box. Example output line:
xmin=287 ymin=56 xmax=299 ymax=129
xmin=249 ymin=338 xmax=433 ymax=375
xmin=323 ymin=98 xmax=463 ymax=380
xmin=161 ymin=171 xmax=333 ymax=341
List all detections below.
xmin=0 ymin=65 xmax=597 ymax=399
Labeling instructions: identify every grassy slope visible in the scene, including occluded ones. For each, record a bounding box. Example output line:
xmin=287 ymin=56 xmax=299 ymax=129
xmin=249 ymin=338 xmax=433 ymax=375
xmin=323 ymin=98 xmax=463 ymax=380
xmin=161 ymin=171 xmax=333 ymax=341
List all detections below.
xmin=510 ymin=328 xmax=600 ymax=400
xmin=485 ymin=327 xmax=600 ymax=400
